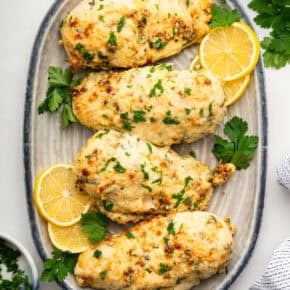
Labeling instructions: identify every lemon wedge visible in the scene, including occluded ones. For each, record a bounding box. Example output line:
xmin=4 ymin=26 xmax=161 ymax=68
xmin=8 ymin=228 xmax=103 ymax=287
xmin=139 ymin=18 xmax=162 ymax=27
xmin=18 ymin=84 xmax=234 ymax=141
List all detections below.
xmin=34 ymin=164 xmax=92 ymax=226
xmin=48 ymin=222 xmax=90 ymax=253
xmin=199 ymin=22 xmax=260 ymax=81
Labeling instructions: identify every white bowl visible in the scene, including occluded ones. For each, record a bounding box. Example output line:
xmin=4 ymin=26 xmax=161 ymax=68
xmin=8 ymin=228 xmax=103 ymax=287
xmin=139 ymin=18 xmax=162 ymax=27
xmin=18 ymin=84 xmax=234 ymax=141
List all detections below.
xmin=0 ymin=233 xmax=38 ymax=289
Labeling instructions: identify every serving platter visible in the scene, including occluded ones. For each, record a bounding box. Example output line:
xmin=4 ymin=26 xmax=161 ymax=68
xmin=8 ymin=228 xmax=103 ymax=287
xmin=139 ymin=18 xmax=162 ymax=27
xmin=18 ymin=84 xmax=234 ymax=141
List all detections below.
xmin=23 ymin=0 xmax=267 ymax=289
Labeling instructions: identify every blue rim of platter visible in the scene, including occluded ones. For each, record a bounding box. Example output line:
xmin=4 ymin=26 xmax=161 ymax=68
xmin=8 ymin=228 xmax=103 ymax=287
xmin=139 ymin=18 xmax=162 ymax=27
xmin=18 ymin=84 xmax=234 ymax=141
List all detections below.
xmin=23 ymin=1 xmax=268 ymax=289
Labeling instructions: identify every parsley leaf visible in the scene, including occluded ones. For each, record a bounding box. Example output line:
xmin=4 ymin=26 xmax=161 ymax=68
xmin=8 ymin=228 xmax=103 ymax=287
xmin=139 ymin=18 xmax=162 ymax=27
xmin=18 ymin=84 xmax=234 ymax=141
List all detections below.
xmin=212 ymin=116 xmax=259 ymax=170
xmin=40 ymin=250 xmax=78 ymax=283
xmin=75 ymin=43 xmax=94 ymax=61
xmin=149 ymin=79 xmax=164 ymax=97
xmin=94 ymin=250 xmax=102 ymax=258
xmin=38 ymin=66 xmax=79 ymax=128
xmin=108 ymin=31 xmax=117 ymax=46
xmin=133 ymin=110 xmax=146 ymax=122
xmin=153 ymin=38 xmax=166 ymax=49
xmin=163 ymin=111 xmax=180 ymax=125
xmin=102 ymin=200 xmax=114 ymax=211
xmin=125 ymin=231 xmax=136 ymax=239
xmin=81 ymin=212 xmax=109 ymax=243
xmin=159 ymin=263 xmax=171 ymax=275
xmin=248 ymin=0 xmax=290 ymax=69
xmin=167 ymin=221 xmax=176 ymax=236
xmin=209 ymin=4 xmax=240 ymax=28
xmin=117 ymin=16 xmax=126 ymax=32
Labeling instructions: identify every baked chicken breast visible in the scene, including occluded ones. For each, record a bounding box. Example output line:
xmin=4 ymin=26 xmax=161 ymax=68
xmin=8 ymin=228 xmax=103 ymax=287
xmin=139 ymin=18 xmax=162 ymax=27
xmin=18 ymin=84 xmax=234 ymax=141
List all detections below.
xmin=74 ymin=130 xmax=235 ymax=224
xmin=75 ymin=211 xmax=234 ymax=289
xmin=72 ymin=65 xmax=226 ymax=147
xmin=60 ymin=0 xmax=212 ymax=71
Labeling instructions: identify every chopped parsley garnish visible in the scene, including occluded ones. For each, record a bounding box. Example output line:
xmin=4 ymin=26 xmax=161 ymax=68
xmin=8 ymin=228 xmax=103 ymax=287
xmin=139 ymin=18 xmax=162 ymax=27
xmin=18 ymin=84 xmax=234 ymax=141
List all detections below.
xmin=194 ymin=201 xmax=200 ymax=209
xmin=146 ymin=143 xmax=153 ymax=154
xmin=108 ymin=31 xmax=117 ymax=46
xmin=94 ymin=250 xmax=102 ymax=258
xmin=212 ymin=116 xmax=259 ymax=170
xmin=96 ymin=129 xmax=110 ymax=138
xmin=159 ymin=263 xmax=171 ymax=275
xmin=121 ymin=112 xmax=134 ymax=131
xmin=149 ymin=79 xmax=164 ymax=97
xmin=100 ymin=157 xmax=116 ymax=172
xmin=40 ymin=250 xmax=78 ymax=283
xmin=114 ymin=161 xmax=126 ymax=173
xmin=150 ymin=117 xmax=156 ymax=123
xmin=152 ymin=171 xmax=163 ymax=185
xmin=167 ymin=221 xmax=176 ymax=236
xmin=184 ymin=87 xmax=191 ymax=95
xmin=98 ymin=4 xmax=104 ymax=10
xmin=146 ymin=268 xmax=152 ymax=273
xmin=127 ymin=84 xmax=133 ymax=88
xmin=141 ymin=163 xmax=149 ymax=180
xmin=190 ymin=150 xmax=196 ymax=158
xmin=38 ymin=66 xmax=80 ymax=128
xmin=153 ymin=38 xmax=166 ymax=49
xmin=163 ymin=237 xmax=169 ymax=246
xmin=81 ymin=212 xmax=109 ymax=243
xmin=186 ymin=0 xmax=190 ymax=6
xmin=125 ymin=152 xmax=131 ymax=156
xmin=158 ymin=64 xmax=174 ymax=71
xmin=172 ymin=176 xmax=193 ymax=208
xmin=133 ymin=110 xmax=146 ymax=122
xmin=88 ymin=0 xmax=95 ymax=7
xmin=0 ymin=239 xmax=33 ymax=289
xmin=185 ymin=108 xmax=192 ymax=115
xmin=209 ymin=102 xmax=214 ymax=116
xmin=99 ymin=270 xmax=107 ymax=280
xmin=209 ymin=4 xmax=240 ymax=29
xmin=141 ymin=184 xmax=152 ymax=192
xmin=117 ymin=16 xmax=126 ymax=32
xmin=102 ymin=114 xmax=109 ymax=119
xmin=150 ymin=66 xmax=156 ymax=73
xmin=125 ymin=231 xmax=136 ymax=239
xmin=75 ymin=43 xmax=94 ymax=61
xmin=102 ymin=200 xmax=114 ymax=211
xmin=199 ymin=108 xmax=204 ymax=117
xmin=163 ymin=111 xmax=180 ymax=125
xmin=98 ymin=51 xmax=108 ymax=59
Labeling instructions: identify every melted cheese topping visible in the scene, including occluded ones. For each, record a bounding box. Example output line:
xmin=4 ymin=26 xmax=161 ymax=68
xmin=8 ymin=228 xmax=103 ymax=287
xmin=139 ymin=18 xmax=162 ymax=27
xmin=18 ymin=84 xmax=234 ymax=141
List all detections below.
xmin=60 ymin=0 xmax=212 ymax=71
xmin=72 ymin=66 xmax=226 ymax=147
xmin=75 ymin=211 xmax=233 ymax=290
xmin=74 ymin=130 xmax=213 ymax=223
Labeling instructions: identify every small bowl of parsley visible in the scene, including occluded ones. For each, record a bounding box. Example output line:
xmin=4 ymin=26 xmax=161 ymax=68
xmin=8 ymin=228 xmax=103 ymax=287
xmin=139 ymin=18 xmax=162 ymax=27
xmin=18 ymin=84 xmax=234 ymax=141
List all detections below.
xmin=0 ymin=233 xmax=38 ymax=289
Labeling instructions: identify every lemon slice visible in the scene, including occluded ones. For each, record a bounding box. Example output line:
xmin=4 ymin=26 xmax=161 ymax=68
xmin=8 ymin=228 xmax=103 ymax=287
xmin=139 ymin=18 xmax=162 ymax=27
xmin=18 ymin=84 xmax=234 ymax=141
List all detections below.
xmin=34 ymin=164 xmax=92 ymax=226
xmin=199 ymin=22 xmax=260 ymax=81
xmin=48 ymin=222 xmax=90 ymax=253
xmin=224 ymin=75 xmax=251 ymax=106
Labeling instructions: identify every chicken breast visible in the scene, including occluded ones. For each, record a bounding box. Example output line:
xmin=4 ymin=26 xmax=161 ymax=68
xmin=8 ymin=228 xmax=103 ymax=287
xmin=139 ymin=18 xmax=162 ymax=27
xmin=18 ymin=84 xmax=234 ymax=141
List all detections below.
xmin=74 ymin=130 xmax=235 ymax=224
xmin=75 ymin=211 xmax=234 ymax=289
xmin=60 ymin=0 xmax=212 ymax=71
xmin=72 ymin=65 xmax=226 ymax=147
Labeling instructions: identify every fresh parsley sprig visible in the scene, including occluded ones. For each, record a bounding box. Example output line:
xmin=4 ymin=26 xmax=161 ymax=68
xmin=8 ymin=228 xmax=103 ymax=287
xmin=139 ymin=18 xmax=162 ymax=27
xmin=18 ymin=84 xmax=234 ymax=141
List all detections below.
xmin=40 ymin=250 xmax=78 ymax=283
xmin=81 ymin=212 xmax=109 ymax=243
xmin=0 ymin=239 xmax=32 ymax=289
xmin=248 ymin=0 xmax=290 ymax=69
xmin=38 ymin=66 xmax=81 ymax=128
xmin=209 ymin=4 xmax=240 ymax=28
xmin=212 ymin=116 xmax=259 ymax=170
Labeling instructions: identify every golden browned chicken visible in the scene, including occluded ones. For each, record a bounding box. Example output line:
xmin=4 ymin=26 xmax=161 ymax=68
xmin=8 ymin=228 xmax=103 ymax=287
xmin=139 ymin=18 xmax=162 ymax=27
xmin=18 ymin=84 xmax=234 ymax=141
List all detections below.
xmin=74 ymin=130 xmax=235 ymax=224
xmin=72 ymin=65 xmax=226 ymax=147
xmin=75 ymin=211 xmax=234 ymax=289
xmin=60 ymin=0 xmax=212 ymax=71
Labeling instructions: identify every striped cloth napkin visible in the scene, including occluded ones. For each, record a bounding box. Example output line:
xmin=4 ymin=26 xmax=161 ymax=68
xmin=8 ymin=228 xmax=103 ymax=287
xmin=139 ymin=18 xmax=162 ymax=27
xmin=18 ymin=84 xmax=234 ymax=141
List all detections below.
xmin=250 ymin=155 xmax=290 ymax=290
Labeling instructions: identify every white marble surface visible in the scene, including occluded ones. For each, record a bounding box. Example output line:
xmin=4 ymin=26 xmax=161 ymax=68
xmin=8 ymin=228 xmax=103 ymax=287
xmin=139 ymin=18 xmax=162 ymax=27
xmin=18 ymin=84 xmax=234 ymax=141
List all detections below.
xmin=0 ymin=1 xmax=290 ymax=289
